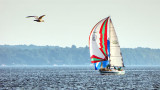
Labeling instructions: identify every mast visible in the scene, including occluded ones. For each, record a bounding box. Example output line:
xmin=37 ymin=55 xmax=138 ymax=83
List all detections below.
xmin=109 ymin=18 xmax=124 ymax=67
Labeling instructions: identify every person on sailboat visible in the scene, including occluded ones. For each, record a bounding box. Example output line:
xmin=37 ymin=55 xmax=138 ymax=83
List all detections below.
xmin=118 ymin=67 xmax=122 ymax=71
xmin=107 ymin=64 xmax=111 ymax=69
xmin=114 ymin=66 xmax=117 ymax=70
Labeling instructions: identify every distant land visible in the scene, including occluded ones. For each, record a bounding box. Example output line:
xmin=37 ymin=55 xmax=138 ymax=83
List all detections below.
xmin=0 ymin=45 xmax=160 ymax=66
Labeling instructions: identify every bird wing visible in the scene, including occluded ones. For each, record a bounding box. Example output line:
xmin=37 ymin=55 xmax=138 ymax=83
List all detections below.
xmin=26 ymin=16 xmax=39 ymax=19
xmin=38 ymin=15 xmax=45 ymax=19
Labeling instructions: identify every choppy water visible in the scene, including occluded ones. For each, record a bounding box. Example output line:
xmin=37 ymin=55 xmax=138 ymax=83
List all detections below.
xmin=0 ymin=66 xmax=160 ymax=90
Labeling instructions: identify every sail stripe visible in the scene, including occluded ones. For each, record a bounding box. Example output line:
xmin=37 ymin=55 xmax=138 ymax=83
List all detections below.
xmin=104 ymin=18 xmax=108 ymax=57
xmin=91 ymin=60 xmax=105 ymax=63
xmin=102 ymin=19 xmax=108 ymax=56
xmin=90 ymin=55 xmax=104 ymax=59
xmin=90 ymin=55 xmax=105 ymax=63
xmin=99 ymin=18 xmax=108 ymax=59
xmin=99 ymin=20 xmax=106 ymax=57
xmin=91 ymin=58 xmax=103 ymax=61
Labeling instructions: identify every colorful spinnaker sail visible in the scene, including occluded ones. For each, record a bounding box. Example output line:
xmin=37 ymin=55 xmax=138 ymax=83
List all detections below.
xmin=89 ymin=17 xmax=109 ymax=63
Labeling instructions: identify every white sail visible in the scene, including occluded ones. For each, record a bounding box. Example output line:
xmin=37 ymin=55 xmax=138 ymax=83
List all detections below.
xmin=109 ymin=19 xmax=124 ymax=67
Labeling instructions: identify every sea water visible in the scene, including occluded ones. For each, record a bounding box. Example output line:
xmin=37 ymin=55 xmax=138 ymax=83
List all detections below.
xmin=0 ymin=66 xmax=160 ymax=90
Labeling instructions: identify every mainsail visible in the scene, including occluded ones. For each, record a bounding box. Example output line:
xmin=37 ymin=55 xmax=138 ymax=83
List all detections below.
xmin=109 ymin=19 xmax=124 ymax=67
xmin=89 ymin=16 xmax=124 ymax=68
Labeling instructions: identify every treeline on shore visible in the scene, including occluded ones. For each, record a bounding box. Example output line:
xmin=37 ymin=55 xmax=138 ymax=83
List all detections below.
xmin=0 ymin=45 xmax=160 ymax=65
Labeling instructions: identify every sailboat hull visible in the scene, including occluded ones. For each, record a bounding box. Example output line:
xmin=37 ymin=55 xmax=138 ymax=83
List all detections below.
xmin=99 ymin=70 xmax=125 ymax=75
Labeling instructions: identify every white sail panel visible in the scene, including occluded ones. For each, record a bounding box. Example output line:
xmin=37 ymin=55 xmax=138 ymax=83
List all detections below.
xmin=109 ymin=19 xmax=124 ymax=67
xmin=109 ymin=20 xmax=119 ymax=47
xmin=89 ymin=40 xmax=105 ymax=59
xmin=110 ymin=57 xmax=123 ymax=67
xmin=110 ymin=47 xmax=121 ymax=56
xmin=94 ymin=18 xmax=106 ymax=48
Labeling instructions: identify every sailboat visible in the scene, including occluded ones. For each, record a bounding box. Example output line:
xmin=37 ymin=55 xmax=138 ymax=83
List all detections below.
xmin=89 ymin=16 xmax=125 ymax=75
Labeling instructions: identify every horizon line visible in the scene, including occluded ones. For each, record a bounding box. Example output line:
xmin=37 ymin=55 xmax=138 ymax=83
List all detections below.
xmin=0 ymin=44 xmax=159 ymax=49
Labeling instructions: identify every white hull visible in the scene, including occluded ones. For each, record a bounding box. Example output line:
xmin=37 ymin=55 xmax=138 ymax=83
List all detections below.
xmin=99 ymin=70 xmax=125 ymax=75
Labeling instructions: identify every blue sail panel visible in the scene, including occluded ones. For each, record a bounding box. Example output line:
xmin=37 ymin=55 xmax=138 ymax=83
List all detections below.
xmin=102 ymin=61 xmax=109 ymax=68
xmin=94 ymin=62 xmax=101 ymax=70
xmin=107 ymin=40 xmax=110 ymax=58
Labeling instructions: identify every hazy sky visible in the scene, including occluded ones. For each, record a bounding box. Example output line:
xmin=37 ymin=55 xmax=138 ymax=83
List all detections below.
xmin=0 ymin=0 xmax=160 ymax=48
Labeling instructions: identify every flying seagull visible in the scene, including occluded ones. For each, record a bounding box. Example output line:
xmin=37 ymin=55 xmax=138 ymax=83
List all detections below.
xmin=26 ymin=15 xmax=45 ymax=22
